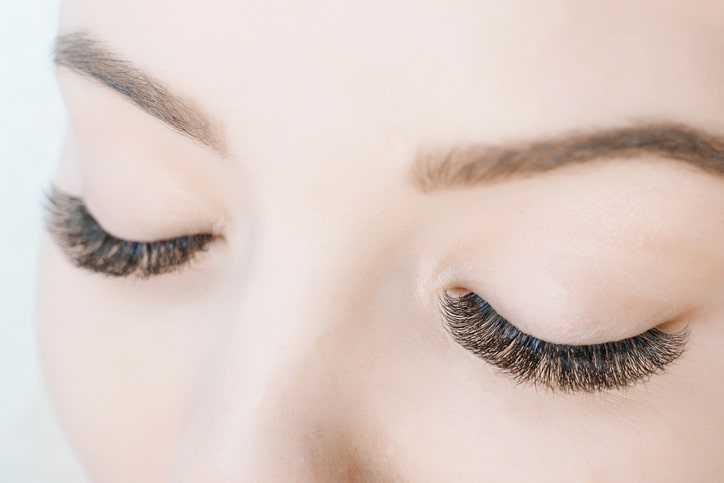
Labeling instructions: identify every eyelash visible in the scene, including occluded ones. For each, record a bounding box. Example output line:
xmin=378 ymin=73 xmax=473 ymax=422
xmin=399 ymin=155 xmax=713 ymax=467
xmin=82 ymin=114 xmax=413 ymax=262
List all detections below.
xmin=44 ymin=187 xmax=214 ymax=278
xmin=440 ymin=291 xmax=688 ymax=393
xmin=42 ymin=188 xmax=691 ymax=391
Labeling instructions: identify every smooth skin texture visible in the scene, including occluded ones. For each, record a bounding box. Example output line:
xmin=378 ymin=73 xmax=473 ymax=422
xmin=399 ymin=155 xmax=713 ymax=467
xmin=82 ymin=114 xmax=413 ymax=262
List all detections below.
xmin=37 ymin=1 xmax=724 ymax=481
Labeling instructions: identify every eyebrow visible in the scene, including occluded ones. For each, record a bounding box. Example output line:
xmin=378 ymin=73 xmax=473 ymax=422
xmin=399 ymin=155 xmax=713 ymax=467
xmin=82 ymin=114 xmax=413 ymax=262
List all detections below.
xmin=413 ymin=122 xmax=724 ymax=191
xmin=53 ymin=32 xmax=724 ymax=185
xmin=54 ymin=32 xmax=227 ymax=156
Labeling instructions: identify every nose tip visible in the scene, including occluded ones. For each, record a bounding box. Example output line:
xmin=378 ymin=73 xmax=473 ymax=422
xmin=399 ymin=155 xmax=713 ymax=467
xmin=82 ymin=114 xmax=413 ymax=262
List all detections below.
xmin=169 ymin=289 xmax=377 ymax=482
xmin=171 ymin=342 xmax=380 ymax=482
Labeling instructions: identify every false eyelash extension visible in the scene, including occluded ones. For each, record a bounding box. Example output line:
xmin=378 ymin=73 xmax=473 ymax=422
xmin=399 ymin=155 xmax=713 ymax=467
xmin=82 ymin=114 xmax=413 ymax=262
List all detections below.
xmin=440 ymin=292 xmax=688 ymax=393
xmin=44 ymin=187 xmax=214 ymax=278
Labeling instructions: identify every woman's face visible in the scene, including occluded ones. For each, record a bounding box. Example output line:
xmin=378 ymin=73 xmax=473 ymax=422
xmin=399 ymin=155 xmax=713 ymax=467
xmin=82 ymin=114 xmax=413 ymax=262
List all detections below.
xmin=38 ymin=1 xmax=724 ymax=481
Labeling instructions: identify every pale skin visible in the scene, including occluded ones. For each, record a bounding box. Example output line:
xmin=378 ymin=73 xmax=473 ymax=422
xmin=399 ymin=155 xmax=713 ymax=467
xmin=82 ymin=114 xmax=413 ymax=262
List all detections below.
xmin=37 ymin=1 xmax=724 ymax=481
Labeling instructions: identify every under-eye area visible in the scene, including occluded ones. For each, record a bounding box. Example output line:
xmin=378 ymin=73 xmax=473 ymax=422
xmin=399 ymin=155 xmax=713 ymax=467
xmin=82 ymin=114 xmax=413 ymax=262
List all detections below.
xmin=44 ymin=187 xmax=215 ymax=278
xmin=440 ymin=291 xmax=689 ymax=393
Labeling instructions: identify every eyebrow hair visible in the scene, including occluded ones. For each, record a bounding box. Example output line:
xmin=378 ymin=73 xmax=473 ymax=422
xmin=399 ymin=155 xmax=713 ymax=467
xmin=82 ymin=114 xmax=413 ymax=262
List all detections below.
xmin=54 ymin=32 xmax=227 ymax=156
xmin=413 ymin=122 xmax=724 ymax=192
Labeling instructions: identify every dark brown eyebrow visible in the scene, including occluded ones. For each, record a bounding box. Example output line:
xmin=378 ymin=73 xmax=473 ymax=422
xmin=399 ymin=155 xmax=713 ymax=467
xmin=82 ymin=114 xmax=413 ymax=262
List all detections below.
xmin=54 ymin=32 xmax=226 ymax=156
xmin=412 ymin=122 xmax=724 ymax=192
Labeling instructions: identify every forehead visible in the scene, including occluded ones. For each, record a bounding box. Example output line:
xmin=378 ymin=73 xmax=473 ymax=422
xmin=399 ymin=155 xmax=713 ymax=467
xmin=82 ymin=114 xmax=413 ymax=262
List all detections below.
xmin=59 ymin=1 xmax=724 ymax=157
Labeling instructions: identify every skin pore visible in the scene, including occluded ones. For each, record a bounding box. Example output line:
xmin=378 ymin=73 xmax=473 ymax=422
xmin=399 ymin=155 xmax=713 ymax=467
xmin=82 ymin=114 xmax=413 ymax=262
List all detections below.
xmin=37 ymin=1 xmax=724 ymax=482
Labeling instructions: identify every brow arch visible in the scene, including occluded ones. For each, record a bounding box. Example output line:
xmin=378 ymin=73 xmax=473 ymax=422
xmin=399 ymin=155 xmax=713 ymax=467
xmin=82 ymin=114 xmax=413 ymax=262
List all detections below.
xmin=412 ymin=122 xmax=724 ymax=192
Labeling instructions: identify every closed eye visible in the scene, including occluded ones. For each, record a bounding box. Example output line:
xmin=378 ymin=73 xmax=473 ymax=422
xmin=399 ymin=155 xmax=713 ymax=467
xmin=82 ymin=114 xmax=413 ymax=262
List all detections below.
xmin=440 ymin=291 xmax=689 ymax=393
xmin=44 ymin=187 xmax=215 ymax=278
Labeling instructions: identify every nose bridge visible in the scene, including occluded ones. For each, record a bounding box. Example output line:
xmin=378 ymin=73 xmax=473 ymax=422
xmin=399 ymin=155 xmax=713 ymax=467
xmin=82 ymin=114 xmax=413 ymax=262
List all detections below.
xmin=173 ymin=203 xmax=383 ymax=481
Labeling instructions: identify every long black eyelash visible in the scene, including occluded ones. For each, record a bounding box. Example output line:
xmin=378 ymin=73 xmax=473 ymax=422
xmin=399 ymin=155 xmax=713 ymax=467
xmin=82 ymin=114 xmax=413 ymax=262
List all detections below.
xmin=440 ymin=292 xmax=688 ymax=393
xmin=44 ymin=187 xmax=214 ymax=278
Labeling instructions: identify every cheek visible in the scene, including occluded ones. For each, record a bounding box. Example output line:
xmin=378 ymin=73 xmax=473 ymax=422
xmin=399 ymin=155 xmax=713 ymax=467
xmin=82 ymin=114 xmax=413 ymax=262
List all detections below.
xmin=34 ymin=237 xmax=724 ymax=480
xmin=35 ymin=237 xmax=201 ymax=482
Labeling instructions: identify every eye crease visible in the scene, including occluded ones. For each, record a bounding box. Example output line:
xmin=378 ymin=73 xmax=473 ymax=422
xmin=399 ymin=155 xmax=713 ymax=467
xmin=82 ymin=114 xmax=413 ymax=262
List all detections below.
xmin=440 ymin=291 xmax=689 ymax=393
xmin=44 ymin=187 xmax=215 ymax=278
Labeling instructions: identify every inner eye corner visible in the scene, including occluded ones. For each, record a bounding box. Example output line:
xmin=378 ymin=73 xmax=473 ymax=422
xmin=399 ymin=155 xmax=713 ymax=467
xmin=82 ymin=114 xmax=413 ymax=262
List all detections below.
xmin=209 ymin=215 xmax=231 ymax=239
xmin=655 ymin=318 xmax=691 ymax=336
xmin=443 ymin=286 xmax=473 ymax=298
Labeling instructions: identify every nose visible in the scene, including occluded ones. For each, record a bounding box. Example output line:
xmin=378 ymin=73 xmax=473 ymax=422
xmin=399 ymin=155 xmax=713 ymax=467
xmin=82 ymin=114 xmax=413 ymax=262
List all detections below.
xmin=170 ymin=209 xmax=394 ymax=482
xmin=172 ymin=331 xmax=361 ymax=482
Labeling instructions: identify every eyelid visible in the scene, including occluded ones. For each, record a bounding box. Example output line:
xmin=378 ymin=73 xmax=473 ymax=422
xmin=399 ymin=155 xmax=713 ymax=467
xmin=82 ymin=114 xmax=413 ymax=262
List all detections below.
xmin=440 ymin=291 xmax=689 ymax=393
xmin=44 ymin=186 xmax=216 ymax=278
